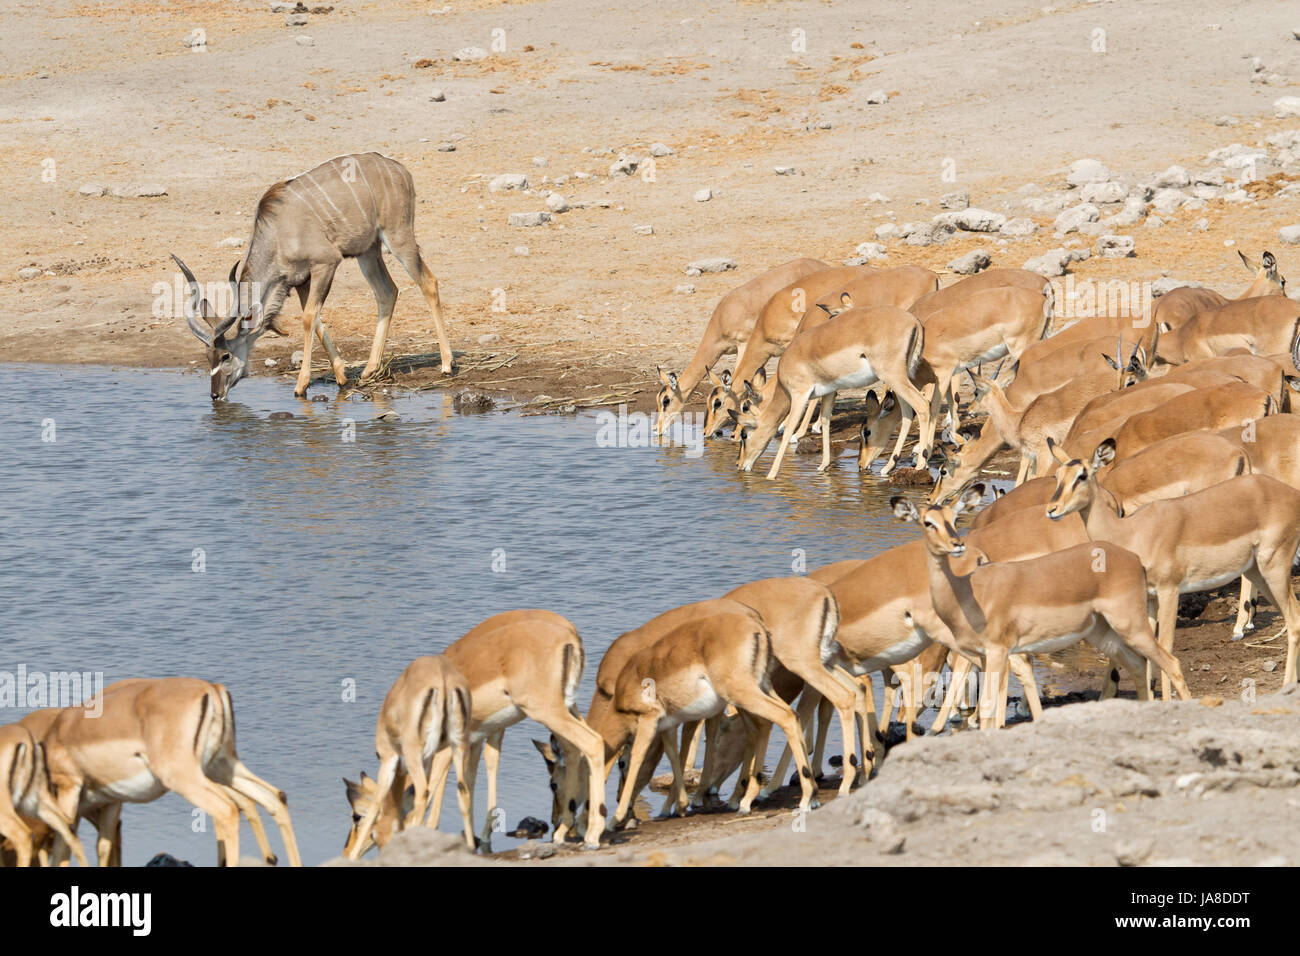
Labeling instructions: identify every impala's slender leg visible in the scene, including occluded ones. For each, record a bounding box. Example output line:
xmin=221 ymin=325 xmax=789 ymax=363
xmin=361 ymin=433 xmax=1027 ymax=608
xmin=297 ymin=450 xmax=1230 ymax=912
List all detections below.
xmin=536 ymin=711 xmax=607 ymax=848
xmin=931 ymin=654 xmax=972 ymax=733
xmin=1234 ymin=577 xmax=1258 ymax=638
xmin=1246 ymin=559 xmax=1300 ymax=684
xmin=731 ymin=687 xmax=817 ymax=813
xmin=383 ymin=230 xmax=453 ymax=374
xmin=615 ymin=719 xmax=658 ymax=828
xmin=346 ymin=754 xmax=399 ymax=861
xmin=692 ymin=715 xmax=722 ymax=808
xmin=32 ymin=793 xmax=86 ymax=868
xmin=889 ymin=381 xmax=935 ymax=470
xmin=356 ymin=244 xmax=399 ymax=382
xmin=399 ymin=738 xmax=432 ymax=828
xmin=450 ymin=740 xmax=475 ymax=850
xmin=734 ymin=718 xmax=773 ymax=812
xmin=293 ymin=261 xmax=340 ymax=397
xmin=1153 ymin=587 xmax=1181 ymax=702
xmin=763 ymin=689 xmax=819 ymax=798
xmin=222 ymin=784 xmax=277 ymax=865
xmin=810 ymin=695 xmax=833 ymax=776
xmin=767 ymin=388 xmax=813 ymax=480
xmin=794 ymin=669 xmax=859 ymax=795
xmin=1007 ymin=655 xmax=1043 ymax=721
xmin=682 ymin=721 xmax=704 ymax=770
xmin=162 ymin=772 xmax=241 ymax=866
xmin=796 ymin=394 xmax=822 ymax=439
xmin=227 ymin=763 xmax=302 ymax=867
xmin=425 ymin=748 xmax=454 ymax=830
xmin=476 ymin=731 xmax=503 ymax=851
xmin=817 ymin=393 xmax=836 ymax=471
xmin=659 ymin=730 xmax=690 ymax=818
xmin=980 ymin=647 xmax=1008 ymax=730
xmin=460 ymin=741 xmax=483 ymax=847
xmin=1104 ymin=599 xmax=1191 ymax=700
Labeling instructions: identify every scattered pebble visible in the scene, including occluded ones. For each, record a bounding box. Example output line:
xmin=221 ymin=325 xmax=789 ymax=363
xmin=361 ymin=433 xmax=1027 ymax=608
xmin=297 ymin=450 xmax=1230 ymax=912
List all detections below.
xmin=649 ymin=143 xmax=674 ymax=157
xmin=295 ymin=35 xmax=314 ymax=46
xmin=477 ymin=333 xmax=501 ymax=345
xmin=489 ymin=173 xmax=528 ymax=192
xmin=508 ymin=211 xmax=551 ymax=227
xmin=1097 ymin=235 xmax=1136 ymax=258
xmin=1278 ymin=225 xmax=1300 ymax=245
xmin=429 ymin=88 xmax=446 ymax=102
xmin=693 ymin=188 xmax=712 ymax=202
xmin=18 ymin=267 xmax=41 ymax=280
xmin=948 ymin=249 xmax=990 ymax=274
xmin=865 ymin=89 xmax=889 ymax=104
xmin=218 ymin=236 xmax=244 ymax=247
xmin=545 ymin=193 xmax=569 ymax=213
xmin=77 ymin=183 xmax=106 ymax=197
xmin=774 ymin=165 xmax=796 ymax=176
xmin=513 ymin=246 xmax=529 ymax=256
xmin=675 ymin=284 xmax=696 ymax=294
xmin=939 ymin=189 xmax=969 ymax=210
xmin=1066 ymin=158 xmax=1109 ymax=186
xmin=633 ymin=224 xmax=654 ymax=235
xmin=264 ymin=358 xmax=278 ymax=368
xmin=453 ymin=46 xmax=488 ymax=62
xmin=686 ymin=257 xmax=736 ymax=274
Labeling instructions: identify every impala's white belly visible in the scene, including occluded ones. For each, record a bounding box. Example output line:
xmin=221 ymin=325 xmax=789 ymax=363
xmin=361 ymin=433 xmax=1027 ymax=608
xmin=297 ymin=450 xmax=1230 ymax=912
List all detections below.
xmin=815 ymin=359 xmax=878 ymax=396
xmin=1181 ymin=560 xmax=1250 ymax=594
xmin=96 ymin=770 xmax=167 ymax=804
xmin=659 ymin=679 xmax=725 ymax=731
xmin=1015 ymin=626 xmax=1093 ymax=657
xmin=958 ymin=343 xmax=1009 ymax=370
xmin=470 ymin=703 xmax=525 ymax=743
xmin=853 ymin=631 xmax=930 ymax=672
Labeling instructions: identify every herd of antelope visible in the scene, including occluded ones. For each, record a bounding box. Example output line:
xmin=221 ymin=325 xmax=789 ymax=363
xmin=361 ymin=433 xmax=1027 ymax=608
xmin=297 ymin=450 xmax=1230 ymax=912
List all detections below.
xmin=5 ymin=153 xmax=1300 ymax=866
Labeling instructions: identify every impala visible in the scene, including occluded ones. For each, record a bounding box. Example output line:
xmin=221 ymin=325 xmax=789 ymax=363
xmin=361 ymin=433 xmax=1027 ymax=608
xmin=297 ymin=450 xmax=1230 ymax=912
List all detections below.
xmin=1097 ymin=380 xmax=1274 ymax=461
xmin=40 ymin=678 xmax=301 ymax=867
xmin=708 ymin=264 xmax=937 ymax=438
xmin=1158 ymin=296 xmax=1300 ymax=366
xmin=654 ymin=257 xmax=829 ymax=437
xmin=734 ymin=301 xmax=933 ymax=479
xmin=418 ymin=610 xmax=608 ymax=850
xmin=173 ymin=152 xmax=454 ymax=400
xmin=0 ymin=724 xmax=87 ymax=867
xmin=1152 ymin=250 xmax=1287 ymax=334
xmin=908 ymin=267 xmax=1049 ymax=320
xmin=1047 ymin=438 xmax=1300 ymax=694
xmin=590 ymin=609 xmax=818 ymax=828
xmin=343 ymin=655 xmax=473 ymax=858
xmin=894 ymin=494 xmax=1191 ymax=726
xmin=913 ymin=282 xmax=1055 ymax=457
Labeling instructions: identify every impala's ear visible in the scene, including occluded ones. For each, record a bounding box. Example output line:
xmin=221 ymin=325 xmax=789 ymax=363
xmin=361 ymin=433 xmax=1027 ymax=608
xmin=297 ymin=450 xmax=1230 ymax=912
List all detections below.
xmin=720 ymin=368 xmax=732 ymax=388
xmin=816 ymin=302 xmax=834 ymax=316
xmin=970 ymin=482 xmax=986 ymax=498
xmin=1101 ymin=352 xmax=1120 ymax=370
xmin=531 ymin=738 xmax=558 ymax=767
xmin=840 ymin=292 xmax=854 ymax=309
xmin=726 ymin=407 xmax=739 ymax=423
xmin=1046 ymin=437 xmax=1072 ymax=466
xmin=1285 ymin=375 xmax=1300 ymax=392
xmin=882 ymin=391 xmax=897 ymax=413
xmin=890 ymin=496 xmax=919 ymax=522
xmin=863 ymin=391 xmax=881 ymax=418
xmin=753 ymin=366 xmax=766 ymax=387
xmin=656 ymin=366 xmax=677 ymax=390
xmin=954 ymin=487 xmax=981 ymax=515
xmin=1263 ymin=251 xmax=1277 ymax=271
xmin=705 ymin=367 xmax=724 ymax=388
xmin=1158 ymin=321 xmax=1173 ymax=334
xmin=743 ymin=379 xmax=761 ymax=403
xmin=1238 ymin=250 xmax=1253 ymax=271
xmin=1092 ymin=438 xmax=1117 ymax=470
xmin=993 ymin=486 xmax=1007 ymax=499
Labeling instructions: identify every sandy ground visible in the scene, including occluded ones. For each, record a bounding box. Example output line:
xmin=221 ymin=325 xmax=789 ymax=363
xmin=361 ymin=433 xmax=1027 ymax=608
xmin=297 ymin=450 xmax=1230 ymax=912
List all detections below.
xmin=6 ymin=1 xmax=1300 ymax=866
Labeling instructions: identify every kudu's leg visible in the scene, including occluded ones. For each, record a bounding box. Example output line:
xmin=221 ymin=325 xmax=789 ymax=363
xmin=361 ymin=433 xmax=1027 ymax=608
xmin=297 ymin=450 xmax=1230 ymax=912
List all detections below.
xmin=356 ymin=245 xmax=399 ymax=382
xmin=294 ymin=262 xmax=339 ymax=397
xmin=296 ymin=282 xmax=348 ymax=385
xmin=384 ymin=232 xmax=454 ymax=374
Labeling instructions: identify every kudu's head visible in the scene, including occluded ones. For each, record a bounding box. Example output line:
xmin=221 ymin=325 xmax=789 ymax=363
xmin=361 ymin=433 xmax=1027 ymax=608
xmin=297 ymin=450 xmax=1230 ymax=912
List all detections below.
xmin=1238 ymin=250 xmax=1286 ymax=298
xmin=172 ymin=254 xmax=273 ymax=401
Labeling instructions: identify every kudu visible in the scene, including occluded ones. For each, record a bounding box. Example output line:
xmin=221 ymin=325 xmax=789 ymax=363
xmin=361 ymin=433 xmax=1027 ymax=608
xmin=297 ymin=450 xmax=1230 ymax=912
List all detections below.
xmin=173 ymin=152 xmax=454 ymax=400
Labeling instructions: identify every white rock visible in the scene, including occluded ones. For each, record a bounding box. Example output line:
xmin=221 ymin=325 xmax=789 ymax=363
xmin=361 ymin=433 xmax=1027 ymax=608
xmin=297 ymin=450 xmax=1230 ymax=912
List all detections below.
xmin=1023 ymin=248 xmax=1073 ymax=277
xmin=867 ymin=192 xmax=890 ymax=203
xmin=948 ymin=249 xmax=990 ymax=274
xmin=264 ymin=358 xmax=278 ymax=368
xmin=774 ymin=165 xmax=796 ymax=176
xmin=853 ymin=242 xmax=889 ymax=260
xmin=218 ymin=236 xmax=244 ymax=247
xmin=183 ymin=32 xmax=207 ymax=49
xmin=939 ymin=189 xmax=969 ymax=210
xmin=545 ymin=193 xmax=568 ymax=213
xmin=609 ymin=156 xmax=639 ymax=177
xmin=1150 ymin=188 xmax=1187 ymax=216
xmin=1266 ymin=130 xmax=1300 ymax=149
xmin=1153 ymin=165 xmax=1190 ymax=188
xmin=1273 ymin=96 xmax=1300 ymax=118
xmin=513 ymin=246 xmax=529 ymax=256
xmin=284 ymin=13 xmax=307 ymax=26
xmin=1066 ymin=158 xmax=1109 ymax=186
xmin=453 ymin=46 xmax=488 ymax=62
xmin=17 ymin=266 xmax=41 ymax=279
xmin=1096 ymin=235 xmax=1135 ymax=258
xmin=1000 ymin=217 xmax=1038 ymax=238
xmin=295 ymin=35 xmax=314 ymax=46
xmin=875 ymin=223 xmax=902 ymax=240
xmin=1054 ymin=203 xmax=1100 ymax=234
xmin=508 ymin=211 xmax=551 ymax=227
xmin=489 ymin=173 xmax=529 ymax=192
xmin=865 ymin=90 xmax=889 ymax=104
xmin=531 ymin=157 xmax=548 ymax=168
xmin=649 ymin=143 xmax=674 ymax=157
xmin=694 ymin=188 xmax=712 ymax=202
xmin=633 ymin=224 xmax=653 ymax=235
xmin=77 ymin=183 xmax=106 ymax=197
xmin=109 ymin=183 xmax=167 ymax=198
xmin=1021 ymin=194 xmax=1070 ymax=215
xmin=1079 ymin=181 xmax=1127 ymax=204
xmin=478 ymin=333 xmax=502 ymax=345
xmin=955 ymin=208 xmax=1006 ymax=232
xmin=674 ymin=284 xmax=696 ymax=295
xmin=1279 ymin=225 xmax=1300 ymax=245
xmin=686 ymin=258 xmax=737 ymax=274
xmin=429 ymin=88 xmax=446 ymax=102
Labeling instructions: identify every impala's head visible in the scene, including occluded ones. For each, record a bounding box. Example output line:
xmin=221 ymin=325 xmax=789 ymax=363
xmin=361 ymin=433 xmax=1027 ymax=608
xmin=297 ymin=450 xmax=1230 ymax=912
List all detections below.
xmin=342 ymin=772 xmax=412 ymax=858
xmin=1045 ymin=437 xmax=1112 ymax=520
xmin=654 ymin=367 xmax=686 ymax=438
xmin=855 ymin=391 xmax=889 ymax=470
xmin=730 ymin=376 xmax=787 ymax=472
xmin=1100 ymin=340 xmax=1149 ymax=388
xmin=702 ymin=366 xmax=737 ymax=438
xmin=891 ymin=487 xmax=980 ymax=557
xmin=172 ymin=254 xmax=273 ymax=401
xmin=1239 ymin=249 xmax=1286 ymax=298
